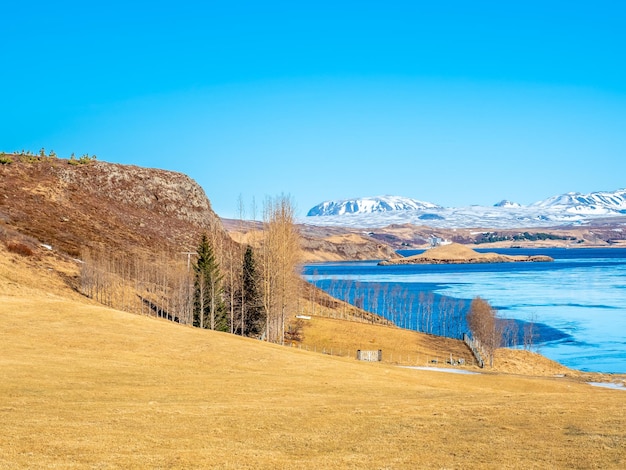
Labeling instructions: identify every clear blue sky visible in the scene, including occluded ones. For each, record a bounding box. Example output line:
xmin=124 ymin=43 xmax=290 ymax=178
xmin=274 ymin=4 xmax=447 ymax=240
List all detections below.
xmin=3 ymin=1 xmax=626 ymax=218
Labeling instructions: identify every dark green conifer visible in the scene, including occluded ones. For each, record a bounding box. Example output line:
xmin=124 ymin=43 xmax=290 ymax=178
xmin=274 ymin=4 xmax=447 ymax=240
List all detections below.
xmin=193 ymin=234 xmax=226 ymax=331
xmin=240 ymin=245 xmax=264 ymax=337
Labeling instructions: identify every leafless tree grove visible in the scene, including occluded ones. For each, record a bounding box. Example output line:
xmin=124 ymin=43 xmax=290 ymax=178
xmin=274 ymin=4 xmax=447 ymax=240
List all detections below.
xmin=261 ymin=195 xmax=301 ymax=344
xmin=80 ymin=248 xmax=194 ymax=324
xmin=78 ymin=195 xmax=302 ymax=344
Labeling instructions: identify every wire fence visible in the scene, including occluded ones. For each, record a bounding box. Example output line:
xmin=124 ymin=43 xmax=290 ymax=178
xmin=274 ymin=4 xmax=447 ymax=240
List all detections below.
xmin=463 ymin=333 xmax=485 ymax=368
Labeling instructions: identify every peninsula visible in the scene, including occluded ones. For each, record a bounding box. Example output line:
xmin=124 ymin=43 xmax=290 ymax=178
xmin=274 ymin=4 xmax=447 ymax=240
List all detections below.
xmin=379 ymin=243 xmax=554 ymax=265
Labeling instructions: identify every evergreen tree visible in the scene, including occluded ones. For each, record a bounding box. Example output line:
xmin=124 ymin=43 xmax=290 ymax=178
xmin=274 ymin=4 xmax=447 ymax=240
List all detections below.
xmin=240 ymin=245 xmax=264 ymax=337
xmin=193 ymin=233 xmax=227 ymax=331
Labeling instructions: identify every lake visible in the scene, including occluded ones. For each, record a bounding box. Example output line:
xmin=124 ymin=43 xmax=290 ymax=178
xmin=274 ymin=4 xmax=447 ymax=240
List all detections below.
xmin=303 ymin=248 xmax=626 ymax=374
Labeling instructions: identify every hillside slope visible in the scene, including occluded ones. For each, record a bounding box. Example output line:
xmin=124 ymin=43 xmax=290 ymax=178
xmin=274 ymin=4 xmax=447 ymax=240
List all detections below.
xmin=222 ymin=218 xmax=400 ymax=262
xmin=0 ymin=156 xmax=222 ymax=257
xmin=1 ymin=246 xmax=625 ymax=469
xmin=1 ymin=155 xmax=399 ymax=331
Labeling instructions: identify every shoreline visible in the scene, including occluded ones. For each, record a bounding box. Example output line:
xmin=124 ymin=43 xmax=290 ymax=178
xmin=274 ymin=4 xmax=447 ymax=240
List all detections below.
xmin=304 ymin=249 xmax=626 ymax=375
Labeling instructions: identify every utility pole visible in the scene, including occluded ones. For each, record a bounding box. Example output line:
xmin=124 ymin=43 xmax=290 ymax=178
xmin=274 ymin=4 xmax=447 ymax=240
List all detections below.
xmin=180 ymin=252 xmax=196 ymax=272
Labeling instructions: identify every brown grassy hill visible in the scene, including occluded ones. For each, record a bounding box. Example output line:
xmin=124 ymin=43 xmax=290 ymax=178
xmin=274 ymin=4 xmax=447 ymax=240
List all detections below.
xmin=303 ymin=222 xmax=626 ymax=252
xmin=0 ymin=155 xmax=222 ymax=257
xmin=223 ymin=218 xmax=400 ymax=262
xmin=0 ymin=243 xmax=587 ymax=378
xmin=2 ymin=245 xmax=626 ymax=469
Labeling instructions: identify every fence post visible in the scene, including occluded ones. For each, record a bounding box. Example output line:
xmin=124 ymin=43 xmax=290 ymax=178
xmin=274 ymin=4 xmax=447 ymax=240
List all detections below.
xmin=463 ymin=333 xmax=484 ymax=368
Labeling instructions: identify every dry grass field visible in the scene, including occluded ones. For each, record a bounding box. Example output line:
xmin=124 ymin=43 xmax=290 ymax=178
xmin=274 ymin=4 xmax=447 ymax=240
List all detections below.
xmin=1 ymin=248 xmax=626 ymax=469
xmin=297 ymin=315 xmax=477 ymax=367
xmin=295 ymin=315 xmax=598 ymax=378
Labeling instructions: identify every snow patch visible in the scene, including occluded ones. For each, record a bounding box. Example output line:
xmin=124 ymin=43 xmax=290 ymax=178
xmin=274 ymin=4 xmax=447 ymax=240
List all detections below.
xmin=494 ymin=200 xmax=522 ymax=208
xmin=588 ymin=382 xmax=626 ymax=391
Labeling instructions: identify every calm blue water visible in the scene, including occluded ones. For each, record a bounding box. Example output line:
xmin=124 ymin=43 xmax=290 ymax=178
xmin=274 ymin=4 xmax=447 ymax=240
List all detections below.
xmin=303 ymin=248 xmax=626 ymax=374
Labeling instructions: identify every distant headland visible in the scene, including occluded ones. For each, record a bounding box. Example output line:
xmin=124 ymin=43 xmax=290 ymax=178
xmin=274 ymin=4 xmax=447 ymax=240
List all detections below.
xmin=378 ymin=243 xmax=554 ymax=265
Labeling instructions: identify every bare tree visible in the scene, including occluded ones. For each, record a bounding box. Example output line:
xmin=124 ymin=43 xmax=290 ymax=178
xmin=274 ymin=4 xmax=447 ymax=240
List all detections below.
xmin=500 ymin=318 xmax=519 ymax=348
xmin=467 ymin=297 xmax=501 ymax=367
xmin=523 ymin=312 xmax=538 ymax=351
xmin=261 ymin=195 xmax=301 ymax=344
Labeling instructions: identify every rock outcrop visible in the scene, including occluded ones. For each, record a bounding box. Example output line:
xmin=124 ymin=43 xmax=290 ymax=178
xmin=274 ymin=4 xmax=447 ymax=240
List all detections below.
xmin=0 ymin=156 xmax=223 ymax=256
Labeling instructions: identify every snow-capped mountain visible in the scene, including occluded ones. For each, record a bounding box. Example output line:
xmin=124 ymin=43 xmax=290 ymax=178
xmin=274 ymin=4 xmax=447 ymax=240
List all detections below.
xmin=302 ymin=189 xmax=626 ymax=229
xmin=530 ymin=189 xmax=626 ymax=215
xmin=306 ymin=195 xmax=441 ymax=216
xmin=494 ymin=200 xmax=522 ymax=208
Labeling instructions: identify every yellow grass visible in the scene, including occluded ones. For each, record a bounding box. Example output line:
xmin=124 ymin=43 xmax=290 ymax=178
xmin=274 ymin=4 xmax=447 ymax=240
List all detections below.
xmin=2 ymin=249 xmax=626 ymax=468
xmin=323 ymin=233 xmax=371 ymax=245
xmin=296 ymin=315 xmax=609 ymax=381
xmin=298 ymin=315 xmax=478 ymax=367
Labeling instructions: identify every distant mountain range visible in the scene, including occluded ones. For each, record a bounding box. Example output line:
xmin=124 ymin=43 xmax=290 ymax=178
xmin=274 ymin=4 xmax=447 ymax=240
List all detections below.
xmin=306 ymin=196 xmax=441 ymax=216
xmin=529 ymin=189 xmax=626 ymax=214
xmin=304 ymin=190 xmax=626 ymax=229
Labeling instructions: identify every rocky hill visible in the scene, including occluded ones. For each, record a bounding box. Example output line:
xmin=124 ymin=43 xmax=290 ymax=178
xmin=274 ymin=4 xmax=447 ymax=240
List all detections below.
xmin=0 ymin=155 xmax=398 ymax=264
xmin=0 ymin=156 xmax=223 ymax=257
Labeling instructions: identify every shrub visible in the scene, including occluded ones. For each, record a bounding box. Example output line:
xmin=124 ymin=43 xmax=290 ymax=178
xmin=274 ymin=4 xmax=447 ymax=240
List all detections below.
xmin=79 ymin=154 xmax=96 ymax=164
xmin=6 ymin=241 xmax=34 ymax=257
xmin=17 ymin=152 xmax=40 ymax=163
xmin=68 ymin=153 xmax=96 ymax=165
xmin=0 ymin=153 xmax=12 ymax=164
